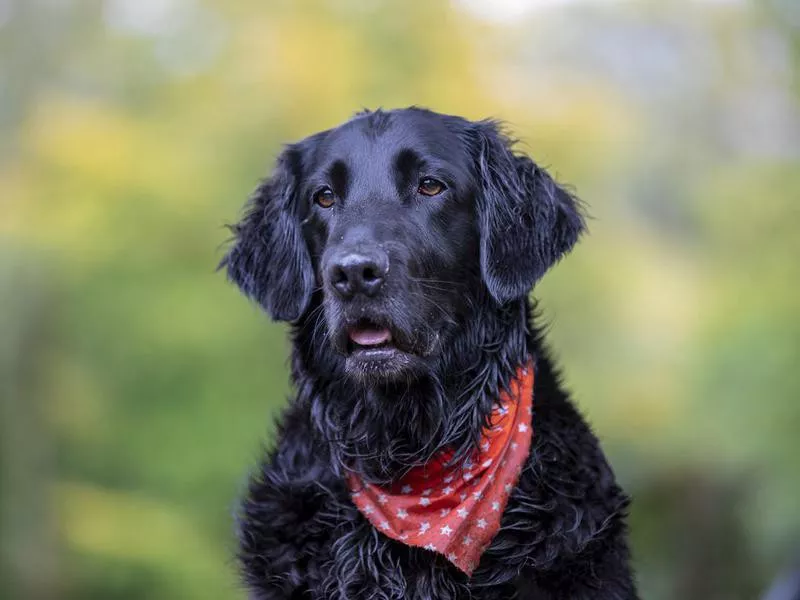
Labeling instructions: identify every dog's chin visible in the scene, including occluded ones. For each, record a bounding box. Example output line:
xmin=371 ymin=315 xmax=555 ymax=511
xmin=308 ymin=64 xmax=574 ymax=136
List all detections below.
xmin=345 ymin=347 xmax=426 ymax=384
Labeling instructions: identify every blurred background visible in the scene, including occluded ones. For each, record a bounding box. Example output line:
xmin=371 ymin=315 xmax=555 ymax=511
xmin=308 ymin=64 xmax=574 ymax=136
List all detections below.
xmin=1 ymin=0 xmax=798 ymax=598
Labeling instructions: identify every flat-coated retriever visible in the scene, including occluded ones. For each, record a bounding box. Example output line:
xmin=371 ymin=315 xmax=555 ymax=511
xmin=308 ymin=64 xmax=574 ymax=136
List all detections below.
xmin=221 ymin=108 xmax=637 ymax=599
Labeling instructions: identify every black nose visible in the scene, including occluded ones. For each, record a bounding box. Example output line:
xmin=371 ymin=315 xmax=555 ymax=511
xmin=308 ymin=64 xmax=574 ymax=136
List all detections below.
xmin=327 ymin=251 xmax=388 ymax=299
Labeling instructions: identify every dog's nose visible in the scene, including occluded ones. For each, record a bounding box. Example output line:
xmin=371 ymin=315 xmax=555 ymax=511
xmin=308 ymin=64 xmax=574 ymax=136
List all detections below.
xmin=327 ymin=251 xmax=388 ymax=299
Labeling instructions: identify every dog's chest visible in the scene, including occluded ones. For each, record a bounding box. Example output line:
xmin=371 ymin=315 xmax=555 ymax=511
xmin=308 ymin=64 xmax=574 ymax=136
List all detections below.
xmin=309 ymin=485 xmax=538 ymax=599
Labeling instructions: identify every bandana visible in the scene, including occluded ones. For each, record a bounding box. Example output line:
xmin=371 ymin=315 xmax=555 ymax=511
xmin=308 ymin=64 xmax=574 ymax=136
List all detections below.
xmin=348 ymin=361 xmax=534 ymax=576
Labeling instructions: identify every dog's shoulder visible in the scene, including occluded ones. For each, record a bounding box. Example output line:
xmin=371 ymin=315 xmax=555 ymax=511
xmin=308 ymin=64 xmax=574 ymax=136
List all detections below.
xmin=236 ymin=400 xmax=351 ymax=596
xmin=504 ymin=352 xmax=630 ymax=563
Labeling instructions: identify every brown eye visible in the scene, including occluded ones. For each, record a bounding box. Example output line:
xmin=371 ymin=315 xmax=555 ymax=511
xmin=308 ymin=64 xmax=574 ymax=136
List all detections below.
xmin=314 ymin=187 xmax=336 ymax=208
xmin=418 ymin=178 xmax=446 ymax=197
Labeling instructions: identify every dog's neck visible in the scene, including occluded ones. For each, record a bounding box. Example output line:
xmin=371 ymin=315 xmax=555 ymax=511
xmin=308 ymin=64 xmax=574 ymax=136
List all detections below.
xmin=290 ymin=297 xmax=535 ymax=484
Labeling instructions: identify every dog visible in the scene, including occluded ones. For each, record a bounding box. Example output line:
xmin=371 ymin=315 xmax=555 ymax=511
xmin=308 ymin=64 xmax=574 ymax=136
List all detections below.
xmin=221 ymin=108 xmax=638 ymax=599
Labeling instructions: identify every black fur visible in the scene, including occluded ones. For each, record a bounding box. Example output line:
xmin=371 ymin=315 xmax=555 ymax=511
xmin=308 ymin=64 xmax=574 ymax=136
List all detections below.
xmin=221 ymin=108 xmax=637 ymax=599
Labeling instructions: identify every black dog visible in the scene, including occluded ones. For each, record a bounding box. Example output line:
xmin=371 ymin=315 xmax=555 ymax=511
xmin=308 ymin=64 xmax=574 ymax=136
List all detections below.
xmin=221 ymin=108 xmax=637 ymax=599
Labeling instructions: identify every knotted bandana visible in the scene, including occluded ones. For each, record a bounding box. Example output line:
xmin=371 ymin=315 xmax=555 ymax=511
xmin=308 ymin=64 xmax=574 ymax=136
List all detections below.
xmin=348 ymin=361 xmax=534 ymax=575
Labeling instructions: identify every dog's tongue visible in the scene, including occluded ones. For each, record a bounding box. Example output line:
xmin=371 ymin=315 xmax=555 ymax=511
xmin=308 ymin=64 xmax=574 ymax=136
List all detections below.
xmin=349 ymin=327 xmax=391 ymax=347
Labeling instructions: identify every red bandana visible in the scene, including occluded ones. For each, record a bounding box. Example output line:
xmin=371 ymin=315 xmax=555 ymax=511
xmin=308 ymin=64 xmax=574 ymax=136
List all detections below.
xmin=348 ymin=362 xmax=534 ymax=576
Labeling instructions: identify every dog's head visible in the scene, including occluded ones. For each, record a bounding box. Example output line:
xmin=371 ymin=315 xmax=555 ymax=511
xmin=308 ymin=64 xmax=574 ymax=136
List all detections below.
xmin=221 ymin=108 xmax=584 ymax=383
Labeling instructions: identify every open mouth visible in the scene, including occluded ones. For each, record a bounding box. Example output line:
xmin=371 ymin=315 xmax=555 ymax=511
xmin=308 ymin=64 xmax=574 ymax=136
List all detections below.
xmin=341 ymin=317 xmax=427 ymax=380
xmin=347 ymin=319 xmax=397 ymax=357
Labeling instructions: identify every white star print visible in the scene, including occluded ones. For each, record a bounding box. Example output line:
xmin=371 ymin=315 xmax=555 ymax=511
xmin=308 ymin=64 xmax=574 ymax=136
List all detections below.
xmin=482 ymin=459 xmax=493 ymax=468
xmin=401 ymin=485 xmax=412 ymax=493
xmin=419 ymin=522 xmax=430 ymax=533
xmin=397 ymin=509 xmax=408 ymax=519
xmin=511 ymin=442 xmax=518 ymax=450
xmin=504 ymin=483 xmax=513 ymax=493
xmin=443 ymin=474 xmax=454 ymax=483
xmin=380 ymin=520 xmax=390 ymax=529
xmin=422 ymin=488 xmax=432 ymax=496
xmin=442 ymin=485 xmax=453 ymax=495
xmin=518 ymin=423 xmax=528 ymax=433
xmin=419 ymin=497 xmax=431 ymax=506
xmin=447 ymin=553 xmax=457 ymax=561
xmin=456 ymin=507 xmax=468 ymax=518
xmin=377 ymin=494 xmax=388 ymax=505
xmin=491 ymin=501 xmax=500 ymax=511
xmin=463 ymin=535 xmax=473 ymax=545
xmin=463 ymin=472 xmax=473 ymax=481
xmin=476 ymin=518 xmax=488 ymax=529
xmin=363 ymin=505 xmax=374 ymax=514
xmin=424 ymin=543 xmax=436 ymax=551
xmin=400 ymin=533 xmax=409 ymax=540
xmin=440 ymin=525 xmax=452 ymax=536
xmin=473 ymin=491 xmax=483 ymax=500
xmin=460 ymin=493 xmax=467 ymax=501
xmin=481 ymin=441 xmax=490 ymax=451
xmin=440 ymin=508 xmax=451 ymax=517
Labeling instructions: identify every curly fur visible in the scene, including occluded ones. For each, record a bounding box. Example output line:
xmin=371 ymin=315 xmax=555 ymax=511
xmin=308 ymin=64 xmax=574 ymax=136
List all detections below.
xmin=220 ymin=108 xmax=638 ymax=599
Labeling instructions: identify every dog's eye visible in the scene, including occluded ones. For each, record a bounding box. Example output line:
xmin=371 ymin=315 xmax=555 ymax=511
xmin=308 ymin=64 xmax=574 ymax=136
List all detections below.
xmin=314 ymin=187 xmax=336 ymax=208
xmin=418 ymin=178 xmax=446 ymax=197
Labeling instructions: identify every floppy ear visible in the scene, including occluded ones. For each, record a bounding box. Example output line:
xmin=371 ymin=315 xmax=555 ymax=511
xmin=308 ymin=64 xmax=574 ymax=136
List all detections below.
xmin=219 ymin=146 xmax=314 ymax=322
xmin=473 ymin=121 xmax=586 ymax=303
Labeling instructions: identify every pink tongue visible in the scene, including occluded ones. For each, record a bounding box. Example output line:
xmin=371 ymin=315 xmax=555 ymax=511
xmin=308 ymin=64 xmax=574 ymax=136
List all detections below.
xmin=349 ymin=327 xmax=391 ymax=347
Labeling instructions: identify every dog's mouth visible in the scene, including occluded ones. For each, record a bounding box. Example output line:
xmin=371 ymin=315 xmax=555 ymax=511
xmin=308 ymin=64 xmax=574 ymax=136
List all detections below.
xmin=347 ymin=320 xmax=397 ymax=358
xmin=337 ymin=315 xmax=431 ymax=381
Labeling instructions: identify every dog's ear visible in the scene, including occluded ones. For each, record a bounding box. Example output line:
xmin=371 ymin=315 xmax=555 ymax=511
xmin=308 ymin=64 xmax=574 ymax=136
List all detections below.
xmin=472 ymin=121 xmax=585 ymax=303
xmin=219 ymin=146 xmax=314 ymax=322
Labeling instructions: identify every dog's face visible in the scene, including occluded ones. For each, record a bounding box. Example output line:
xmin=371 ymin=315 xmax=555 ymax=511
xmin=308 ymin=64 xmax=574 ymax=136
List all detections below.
xmin=222 ymin=108 xmax=584 ymax=383
xmin=302 ymin=112 xmax=481 ymax=381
